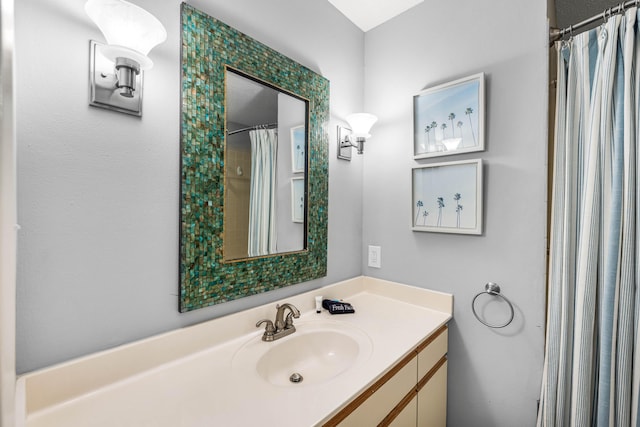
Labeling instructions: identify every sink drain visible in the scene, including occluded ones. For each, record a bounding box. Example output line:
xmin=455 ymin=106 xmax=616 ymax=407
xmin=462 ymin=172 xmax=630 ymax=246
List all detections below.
xmin=289 ymin=372 xmax=303 ymax=383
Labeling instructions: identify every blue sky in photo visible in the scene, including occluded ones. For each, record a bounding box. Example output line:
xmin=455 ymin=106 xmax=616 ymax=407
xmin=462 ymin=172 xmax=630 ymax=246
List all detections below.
xmin=413 ymin=162 xmax=477 ymax=229
xmin=414 ymin=79 xmax=480 ymax=154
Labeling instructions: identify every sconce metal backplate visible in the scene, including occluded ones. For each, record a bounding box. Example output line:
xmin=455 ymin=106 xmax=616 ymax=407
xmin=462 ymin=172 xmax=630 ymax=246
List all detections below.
xmin=337 ymin=125 xmax=352 ymax=161
xmin=89 ymin=40 xmax=143 ymax=116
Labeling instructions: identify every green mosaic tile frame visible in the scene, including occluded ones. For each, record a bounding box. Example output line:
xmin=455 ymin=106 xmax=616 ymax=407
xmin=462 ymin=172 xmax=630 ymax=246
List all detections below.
xmin=179 ymin=4 xmax=329 ymax=312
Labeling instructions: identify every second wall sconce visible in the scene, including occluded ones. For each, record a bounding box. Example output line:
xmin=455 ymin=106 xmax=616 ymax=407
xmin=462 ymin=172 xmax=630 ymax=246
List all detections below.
xmin=337 ymin=113 xmax=378 ymax=160
xmin=85 ymin=0 xmax=167 ymax=116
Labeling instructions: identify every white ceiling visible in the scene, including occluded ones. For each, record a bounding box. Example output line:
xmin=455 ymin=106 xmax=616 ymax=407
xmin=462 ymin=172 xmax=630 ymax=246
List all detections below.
xmin=327 ymin=0 xmax=424 ymax=32
xmin=226 ymin=71 xmax=277 ymax=128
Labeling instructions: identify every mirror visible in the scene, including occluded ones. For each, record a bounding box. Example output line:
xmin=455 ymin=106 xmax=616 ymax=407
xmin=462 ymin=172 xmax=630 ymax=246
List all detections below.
xmin=179 ymin=4 xmax=329 ymax=312
xmin=223 ymin=68 xmax=308 ymax=261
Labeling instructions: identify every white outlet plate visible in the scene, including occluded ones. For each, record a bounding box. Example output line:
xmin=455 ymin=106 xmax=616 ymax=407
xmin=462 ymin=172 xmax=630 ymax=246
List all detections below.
xmin=368 ymin=245 xmax=381 ymax=268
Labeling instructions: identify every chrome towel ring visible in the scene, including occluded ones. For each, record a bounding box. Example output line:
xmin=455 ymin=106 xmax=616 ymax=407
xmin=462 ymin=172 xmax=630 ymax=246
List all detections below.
xmin=471 ymin=282 xmax=514 ymax=328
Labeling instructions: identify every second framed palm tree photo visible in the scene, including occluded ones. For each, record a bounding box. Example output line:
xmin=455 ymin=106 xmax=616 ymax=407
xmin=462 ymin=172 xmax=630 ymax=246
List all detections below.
xmin=412 ymin=159 xmax=483 ymax=235
xmin=413 ymin=73 xmax=485 ymax=159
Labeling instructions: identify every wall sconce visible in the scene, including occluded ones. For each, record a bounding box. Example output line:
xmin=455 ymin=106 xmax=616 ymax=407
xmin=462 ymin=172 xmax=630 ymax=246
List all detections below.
xmin=337 ymin=113 xmax=378 ymax=160
xmin=85 ymin=0 xmax=167 ymax=116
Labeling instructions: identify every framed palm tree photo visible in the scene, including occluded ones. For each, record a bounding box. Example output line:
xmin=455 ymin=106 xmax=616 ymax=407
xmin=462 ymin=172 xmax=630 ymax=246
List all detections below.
xmin=412 ymin=159 xmax=483 ymax=235
xmin=291 ymin=125 xmax=306 ymax=173
xmin=291 ymin=177 xmax=305 ymax=223
xmin=413 ymin=73 xmax=485 ymax=159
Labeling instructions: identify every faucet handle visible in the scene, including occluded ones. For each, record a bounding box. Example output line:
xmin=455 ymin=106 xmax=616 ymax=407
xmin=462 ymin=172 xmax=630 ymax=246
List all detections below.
xmin=290 ymin=304 xmax=301 ymax=318
xmin=256 ymin=319 xmax=276 ymax=342
xmin=256 ymin=319 xmax=275 ymax=331
xmin=285 ymin=312 xmax=295 ymax=329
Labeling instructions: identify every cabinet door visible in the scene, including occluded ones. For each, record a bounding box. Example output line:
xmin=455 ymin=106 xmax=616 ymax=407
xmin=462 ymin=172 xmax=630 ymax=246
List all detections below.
xmin=417 ymin=360 xmax=447 ymax=427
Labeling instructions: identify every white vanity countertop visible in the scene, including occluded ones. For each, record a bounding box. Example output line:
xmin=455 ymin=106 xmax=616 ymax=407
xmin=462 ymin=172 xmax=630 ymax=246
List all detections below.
xmin=17 ymin=276 xmax=452 ymax=427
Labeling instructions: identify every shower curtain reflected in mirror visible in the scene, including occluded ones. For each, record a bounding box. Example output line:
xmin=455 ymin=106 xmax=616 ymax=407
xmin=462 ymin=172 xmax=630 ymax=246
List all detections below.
xmin=538 ymin=9 xmax=640 ymax=426
xmin=248 ymin=128 xmax=278 ymax=257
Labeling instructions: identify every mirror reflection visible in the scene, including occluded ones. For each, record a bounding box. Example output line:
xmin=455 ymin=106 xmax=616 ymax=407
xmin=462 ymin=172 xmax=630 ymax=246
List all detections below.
xmin=224 ymin=68 xmax=308 ymax=261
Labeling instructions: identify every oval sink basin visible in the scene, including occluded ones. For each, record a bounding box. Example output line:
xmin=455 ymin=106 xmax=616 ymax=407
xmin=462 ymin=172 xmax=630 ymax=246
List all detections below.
xmin=232 ymin=320 xmax=372 ymax=386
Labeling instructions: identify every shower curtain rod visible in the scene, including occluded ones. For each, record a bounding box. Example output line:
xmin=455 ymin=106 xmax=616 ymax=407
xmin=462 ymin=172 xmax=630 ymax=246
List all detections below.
xmin=226 ymin=123 xmax=278 ymax=136
xmin=549 ymin=0 xmax=639 ymax=45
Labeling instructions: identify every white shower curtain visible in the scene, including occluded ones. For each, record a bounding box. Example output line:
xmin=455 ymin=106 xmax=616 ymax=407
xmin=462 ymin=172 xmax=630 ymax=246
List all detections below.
xmin=248 ymin=129 xmax=278 ymax=257
xmin=538 ymin=9 xmax=640 ymax=426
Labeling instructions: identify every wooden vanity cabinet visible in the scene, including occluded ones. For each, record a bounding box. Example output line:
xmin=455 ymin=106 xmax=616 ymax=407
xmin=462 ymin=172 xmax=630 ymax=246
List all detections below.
xmin=323 ymin=325 xmax=448 ymax=427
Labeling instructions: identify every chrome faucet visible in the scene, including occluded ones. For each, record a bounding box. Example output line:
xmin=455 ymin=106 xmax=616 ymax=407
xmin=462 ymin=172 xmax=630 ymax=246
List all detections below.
xmin=256 ymin=303 xmax=300 ymax=342
xmin=275 ymin=303 xmax=300 ymax=330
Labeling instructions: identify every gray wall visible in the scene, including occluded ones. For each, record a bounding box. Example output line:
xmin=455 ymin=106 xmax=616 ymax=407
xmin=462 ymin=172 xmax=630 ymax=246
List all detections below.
xmin=276 ymin=92 xmax=305 ymax=253
xmin=15 ymin=0 xmax=364 ymax=373
xmin=362 ymin=1 xmax=548 ymax=426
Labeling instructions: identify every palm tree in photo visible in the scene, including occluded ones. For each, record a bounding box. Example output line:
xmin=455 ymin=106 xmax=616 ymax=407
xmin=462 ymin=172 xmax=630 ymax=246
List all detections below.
xmin=457 ymin=121 xmax=464 ymax=142
xmin=448 ymin=113 xmax=456 ymax=138
xmin=436 ymin=197 xmax=445 ymax=227
xmin=424 ymin=125 xmax=431 ymax=147
xmin=440 ymin=123 xmax=447 ymax=141
xmin=296 ymin=144 xmax=304 ymax=169
xmin=465 ymin=107 xmax=476 ymax=145
xmin=430 ymin=121 xmax=438 ymax=141
xmin=454 ymin=193 xmax=462 ymax=227
xmin=415 ymin=200 xmax=423 ymax=225
xmin=423 ymin=210 xmax=429 ymax=225
xmin=456 ymin=204 xmax=464 ymax=227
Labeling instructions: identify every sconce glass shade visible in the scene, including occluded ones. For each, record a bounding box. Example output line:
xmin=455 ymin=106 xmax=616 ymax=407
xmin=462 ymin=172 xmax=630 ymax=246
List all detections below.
xmin=346 ymin=113 xmax=378 ymax=139
xmin=85 ymin=0 xmax=167 ymax=70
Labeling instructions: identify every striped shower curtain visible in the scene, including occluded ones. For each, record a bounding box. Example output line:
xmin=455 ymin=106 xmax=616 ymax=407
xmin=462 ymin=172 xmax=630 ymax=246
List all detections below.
xmin=248 ymin=128 xmax=278 ymax=257
xmin=537 ymin=9 xmax=640 ymax=427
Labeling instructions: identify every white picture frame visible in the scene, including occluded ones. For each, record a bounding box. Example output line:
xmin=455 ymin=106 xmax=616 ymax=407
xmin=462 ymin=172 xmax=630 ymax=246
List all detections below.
xmin=412 ymin=159 xmax=483 ymax=235
xmin=290 ymin=125 xmax=305 ymax=173
xmin=291 ymin=177 xmax=304 ymax=223
xmin=413 ymin=73 xmax=485 ymax=159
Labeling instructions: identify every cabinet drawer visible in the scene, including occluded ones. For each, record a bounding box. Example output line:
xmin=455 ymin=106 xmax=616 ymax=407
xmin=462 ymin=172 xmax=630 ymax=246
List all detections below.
xmin=417 ymin=327 xmax=447 ymax=380
xmin=388 ymin=395 xmax=417 ymax=427
xmin=337 ymin=356 xmax=417 ymax=427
